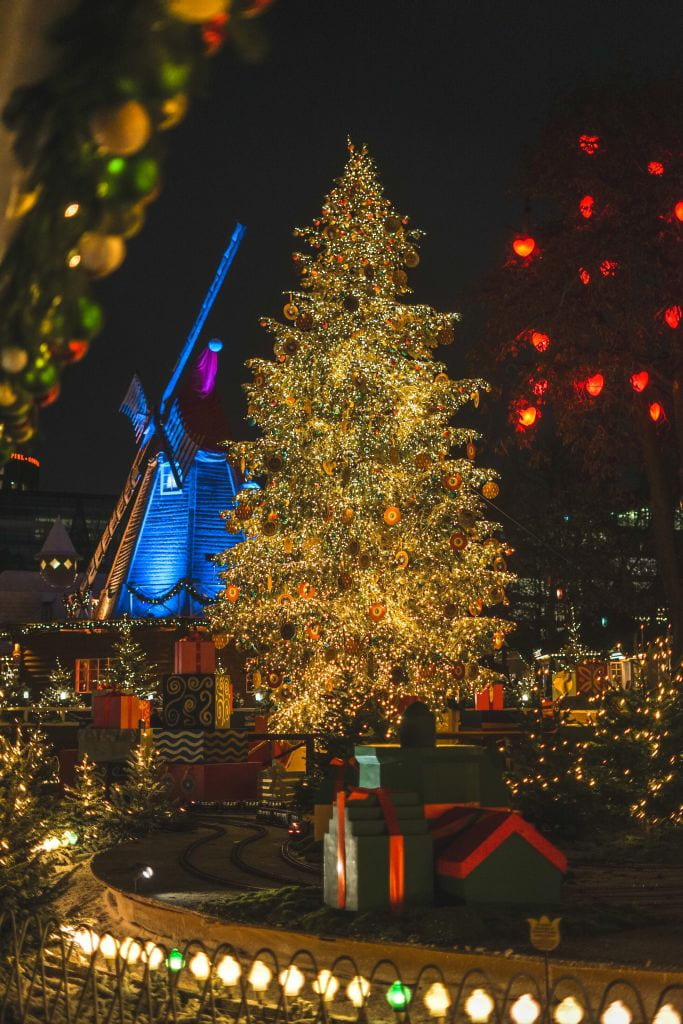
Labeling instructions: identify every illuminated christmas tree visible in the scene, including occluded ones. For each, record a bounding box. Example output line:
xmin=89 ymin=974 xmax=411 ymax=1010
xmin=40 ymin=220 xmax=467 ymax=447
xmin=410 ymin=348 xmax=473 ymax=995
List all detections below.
xmin=62 ymin=755 xmax=111 ymax=853
xmin=0 ymin=731 xmax=63 ymax=912
xmin=212 ymin=144 xmax=514 ymax=736
xmin=109 ymin=618 xmax=154 ymax=698
xmin=108 ymin=742 xmax=177 ymax=842
xmin=39 ymin=658 xmax=80 ymax=708
xmin=0 ymin=654 xmax=22 ymax=707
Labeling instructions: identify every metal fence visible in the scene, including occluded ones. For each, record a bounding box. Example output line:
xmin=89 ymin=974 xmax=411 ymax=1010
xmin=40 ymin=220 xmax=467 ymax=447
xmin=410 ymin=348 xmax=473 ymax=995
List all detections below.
xmin=1 ymin=913 xmax=681 ymax=1024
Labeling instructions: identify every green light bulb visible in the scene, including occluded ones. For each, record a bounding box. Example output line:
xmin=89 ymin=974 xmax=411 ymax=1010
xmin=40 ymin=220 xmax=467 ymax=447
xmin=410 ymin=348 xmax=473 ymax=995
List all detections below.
xmin=386 ymin=981 xmax=412 ymax=1011
xmin=167 ymin=948 xmax=185 ymax=972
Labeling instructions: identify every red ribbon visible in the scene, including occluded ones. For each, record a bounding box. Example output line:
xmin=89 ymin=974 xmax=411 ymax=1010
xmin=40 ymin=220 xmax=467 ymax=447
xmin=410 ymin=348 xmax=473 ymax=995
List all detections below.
xmin=336 ymin=787 xmax=404 ymax=912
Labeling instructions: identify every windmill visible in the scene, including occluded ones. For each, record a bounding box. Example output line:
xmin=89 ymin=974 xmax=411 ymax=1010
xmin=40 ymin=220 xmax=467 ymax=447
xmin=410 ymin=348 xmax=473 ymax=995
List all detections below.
xmin=81 ymin=222 xmax=246 ymax=620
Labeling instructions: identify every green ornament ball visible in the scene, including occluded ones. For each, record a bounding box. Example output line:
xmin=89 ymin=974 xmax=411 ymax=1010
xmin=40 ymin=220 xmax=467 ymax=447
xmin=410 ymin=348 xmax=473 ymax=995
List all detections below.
xmin=21 ymin=360 xmax=58 ymax=394
xmin=78 ymin=296 xmax=104 ymax=337
xmin=159 ymin=60 xmax=192 ymax=95
xmin=129 ymin=156 xmax=159 ymax=196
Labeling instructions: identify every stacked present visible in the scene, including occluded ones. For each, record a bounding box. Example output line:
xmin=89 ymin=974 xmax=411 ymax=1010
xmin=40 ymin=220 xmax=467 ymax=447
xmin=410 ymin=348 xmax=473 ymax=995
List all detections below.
xmin=155 ymin=636 xmax=259 ymax=803
xmin=79 ymin=693 xmax=151 ymax=768
xmin=323 ymin=703 xmax=567 ymax=911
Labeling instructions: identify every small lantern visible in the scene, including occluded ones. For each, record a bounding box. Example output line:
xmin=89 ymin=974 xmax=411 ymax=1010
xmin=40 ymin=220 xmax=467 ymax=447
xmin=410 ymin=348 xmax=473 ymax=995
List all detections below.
xmin=216 ymin=955 xmax=241 ymax=987
xmin=346 ymin=976 xmax=370 ymax=1008
xmin=601 ymin=1001 xmax=633 ymax=1024
xmin=425 ymin=983 xmax=452 ymax=1020
xmin=465 ymin=987 xmax=495 ymax=1023
xmin=189 ymin=951 xmax=211 ymax=981
xmin=313 ymin=969 xmax=339 ymax=1002
xmin=386 ymin=981 xmax=412 ymax=1012
xmin=248 ymin=959 xmax=272 ymax=994
xmin=166 ymin=948 xmax=185 ymax=972
xmin=279 ymin=965 xmax=305 ymax=998
xmin=510 ymin=993 xmax=542 ymax=1024
xmin=554 ymin=997 xmax=585 ymax=1024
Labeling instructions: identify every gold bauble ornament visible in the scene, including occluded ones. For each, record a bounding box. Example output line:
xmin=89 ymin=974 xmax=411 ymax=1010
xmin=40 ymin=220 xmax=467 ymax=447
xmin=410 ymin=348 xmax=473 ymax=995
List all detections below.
xmin=482 ymin=481 xmax=499 ymax=500
xmin=213 ymin=633 xmax=228 ymax=650
xmin=298 ymin=582 xmax=316 ymax=599
xmin=283 ymin=302 xmax=299 ymax=321
xmin=225 ymin=584 xmax=239 ymax=602
xmin=383 ymin=505 xmax=401 ymax=526
xmin=89 ymin=100 xmax=151 ymax=155
xmin=403 ymin=247 xmax=420 ymax=268
xmin=78 ymin=232 xmax=126 ymax=277
xmin=466 ymin=442 xmax=476 ymax=461
xmin=341 ymin=506 xmax=354 ymax=523
xmin=368 ymin=602 xmax=387 ymax=622
xmin=1 ymin=346 xmax=29 ymax=374
xmin=449 ymin=532 xmax=467 ymax=552
xmin=442 ymin=472 xmax=462 ymax=491
xmin=283 ymin=536 xmax=294 ymax=554
xmin=166 ymin=0 xmax=228 ymax=22
xmin=159 ymin=93 xmax=188 ymax=130
xmin=493 ymin=556 xmax=507 ymax=572
xmin=395 ymin=549 xmax=410 ymax=569
xmin=415 ymin=452 xmax=431 ymax=470
xmin=492 ymin=632 xmax=505 ymax=650
xmin=0 ymin=382 xmax=17 ymax=406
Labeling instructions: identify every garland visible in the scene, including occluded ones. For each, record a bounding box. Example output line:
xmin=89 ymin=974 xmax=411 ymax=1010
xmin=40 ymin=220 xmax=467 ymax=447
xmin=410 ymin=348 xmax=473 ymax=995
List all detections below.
xmin=0 ymin=0 xmax=273 ymax=464
xmin=126 ymin=578 xmax=212 ymax=606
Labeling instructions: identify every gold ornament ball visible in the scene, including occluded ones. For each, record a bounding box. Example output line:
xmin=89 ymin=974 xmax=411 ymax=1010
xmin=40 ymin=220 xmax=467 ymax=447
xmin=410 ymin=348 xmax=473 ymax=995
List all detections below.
xmin=166 ymin=0 xmax=228 ymax=21
xmin=0 ymin=381 xmax=18 ymax=406
xmin=79 ymin=232 xmax=126 ymax=277
xmin=482 ymin=481 xmax=499 ymax=500
xmin=492 ymin=632 xmax=505 ymax=650
xmin=89 ymin=100 xmax=151 ymax=156
xmin=159 ymin=93 xmax=188 ymax=131
xmin=1 ymin=345 xmax=29 ymax=374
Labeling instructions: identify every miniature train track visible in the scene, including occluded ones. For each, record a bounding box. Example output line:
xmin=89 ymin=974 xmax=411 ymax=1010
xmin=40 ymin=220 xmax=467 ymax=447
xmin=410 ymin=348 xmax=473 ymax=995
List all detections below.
xmin=178 ymin=814 xmax=321 ymax=891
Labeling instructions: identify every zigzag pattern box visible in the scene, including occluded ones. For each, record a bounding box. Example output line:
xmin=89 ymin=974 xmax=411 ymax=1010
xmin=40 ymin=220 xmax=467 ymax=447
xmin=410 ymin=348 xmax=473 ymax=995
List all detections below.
xmin=162 ymin=674 xmax=230 ymax=730
xmin=153 ymin=729 xmax=247 ymax=764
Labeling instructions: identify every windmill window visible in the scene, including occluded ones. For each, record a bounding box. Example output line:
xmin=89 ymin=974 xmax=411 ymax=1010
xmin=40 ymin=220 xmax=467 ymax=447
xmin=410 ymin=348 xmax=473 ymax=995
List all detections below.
xmin=160 ymin=463 xmax=180 ymax=494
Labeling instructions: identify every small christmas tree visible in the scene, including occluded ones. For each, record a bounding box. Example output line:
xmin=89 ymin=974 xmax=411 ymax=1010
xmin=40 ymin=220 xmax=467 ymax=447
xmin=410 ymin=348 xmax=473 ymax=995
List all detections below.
xmin=108 ymin=741 xmax=176 ymax=842
xmin=109 ymin=618 xmax=154 ymax=698
xmin=62 ymin=755 xmax=112 ymax=854
xmin=0 ymin=654 xmax=22 ymax=707
xmin=212 ymin=143 xmax=514 ymax=736
xmin=0 ymin=730 xmax=64 ymax=912
xmin=39 ymin=659 xmax=80 ymax=708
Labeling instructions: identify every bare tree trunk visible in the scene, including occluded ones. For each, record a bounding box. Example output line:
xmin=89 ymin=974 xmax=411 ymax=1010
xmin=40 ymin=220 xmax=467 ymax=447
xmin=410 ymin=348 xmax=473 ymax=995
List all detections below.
xmin=634 ymin=402 xmax=683 ymax=668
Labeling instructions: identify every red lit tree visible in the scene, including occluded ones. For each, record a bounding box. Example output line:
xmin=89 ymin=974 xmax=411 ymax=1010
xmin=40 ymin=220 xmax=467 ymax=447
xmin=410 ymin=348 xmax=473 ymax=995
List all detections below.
xmin=482 ymin=79 xmax=683 ymax=664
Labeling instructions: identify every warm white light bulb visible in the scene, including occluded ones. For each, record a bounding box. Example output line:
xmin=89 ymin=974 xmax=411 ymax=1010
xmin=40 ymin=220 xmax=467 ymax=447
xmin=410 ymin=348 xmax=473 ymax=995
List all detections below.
xmin=346 ymin=976 xmax=370 ymax=1008
xmin=313 ymin=970 xmax=339 ymax=1002
xmin=189 ymin=951 xmax=211 ymax=981
xmin=98 ymin=935 xmax=118 ymax=960
xmin=653 ymin=1006 xmax=681 ymax=1024
xmin=602 ymin=1002 xmax=633 ymax=1024
xmin=466 ymin=988 xmax=495 ymax=1023
xmin=216 ymin=954 xmax=242 ymax=987
xmin=511 ymin=993 xmax=541 ymax=1024
xmin=279 ymin=964 xmax=305 ymax=997
xmin=554 ymin=997 xmax=584 ymax=1024
xmin=425 ymin=982 xmax=452 ymax=1018
xmin=143 ymin=942 xmax=164 ymax=970
xmin=73 ymin=927 xmax=99 ymax=956
xmin=119 ymin=937 xmax=141 ymax=964
xmin=248 ymin=960 xmax=272 ymax=993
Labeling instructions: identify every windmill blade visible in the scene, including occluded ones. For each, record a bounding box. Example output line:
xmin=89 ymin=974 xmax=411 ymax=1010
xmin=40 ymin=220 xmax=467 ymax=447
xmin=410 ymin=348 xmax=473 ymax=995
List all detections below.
xmin=120 ymin=373 xmax=151 ymax=443
xmin=79 ymin=438 xmax=152 ymax=595
xmin=160 ymin=222 xmax=246 ymax=419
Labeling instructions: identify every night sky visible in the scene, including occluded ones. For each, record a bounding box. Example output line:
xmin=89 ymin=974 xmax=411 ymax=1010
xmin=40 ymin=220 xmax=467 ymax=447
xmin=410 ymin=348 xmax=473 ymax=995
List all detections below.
xmin=37 ymin=0 xmax=679 ymax=494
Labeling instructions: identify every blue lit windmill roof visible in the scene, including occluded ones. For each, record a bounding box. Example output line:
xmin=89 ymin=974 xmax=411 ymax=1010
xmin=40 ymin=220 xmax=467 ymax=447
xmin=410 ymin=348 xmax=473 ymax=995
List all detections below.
xmin=85 ymin=226 xmax=247 ymax=620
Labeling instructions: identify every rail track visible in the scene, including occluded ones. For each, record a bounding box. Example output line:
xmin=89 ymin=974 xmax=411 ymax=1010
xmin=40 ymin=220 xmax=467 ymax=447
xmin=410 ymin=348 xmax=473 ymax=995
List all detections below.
xmin=177 ymin=812 xmax=321 ymax=892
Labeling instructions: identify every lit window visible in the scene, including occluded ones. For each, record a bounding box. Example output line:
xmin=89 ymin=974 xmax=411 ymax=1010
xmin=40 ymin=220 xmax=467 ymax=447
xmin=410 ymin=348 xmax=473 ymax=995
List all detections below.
xmin=160 ymin=462 xmax=180 ymax=494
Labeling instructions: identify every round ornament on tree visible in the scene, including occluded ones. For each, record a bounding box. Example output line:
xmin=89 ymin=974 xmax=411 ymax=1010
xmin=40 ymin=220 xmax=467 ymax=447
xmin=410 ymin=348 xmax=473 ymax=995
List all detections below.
xmin=166 ymin=0 xmax=228 ymax=22
xmin=1 ymin=346 xmax=29 ymax=374
xmin=89 ymin=101 xmax=151 ymax=155
xmin=78 ymin=233 xmax=126 ymax=277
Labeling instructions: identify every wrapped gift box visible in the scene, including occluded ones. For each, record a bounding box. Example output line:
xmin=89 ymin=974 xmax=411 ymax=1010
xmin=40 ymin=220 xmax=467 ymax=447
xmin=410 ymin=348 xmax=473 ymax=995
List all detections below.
xmin=92 ymin=693 xmax=150 ymax=729
xmin=475 ymin=684 xmax=504 ymax=711
xmin=153 ymin=728 xmax=247 ymax=763
xmin=323 ymin=788 xmax=433 ymax=912
xmin=174 ymin=637 xmax=216 ymax=674
xmin=162 ymin=674 xmax=230 ymax=729
xmin=163 ymin=761 xmax=261 ymax=803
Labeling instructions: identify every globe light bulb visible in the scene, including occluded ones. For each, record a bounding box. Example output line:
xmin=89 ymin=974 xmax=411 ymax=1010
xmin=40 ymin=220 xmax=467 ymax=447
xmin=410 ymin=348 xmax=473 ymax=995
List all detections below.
xmin=425 ymin=982 xmax=452 ymax=1019
xmin=653 ymin=1005 xmax=681 ymax=1024
xmin=98 ymin=934 xmax=118 ymax=960
xmin=313 ymin=969 xmax=339 ymax=1002
xmin=346 ymin=975 xmax=371 ymax=1008
xmin=166 ymin=947 xmax=185 ymax=972
xmin=73 ymin=927 xmax=99 ymax=956
xmin=279 ymin=964 xmax=305 ymax=998
xmin=386 ymin=981 xmax=412 ymax=1012
xmin=465 ymin=987 xmax=495 ymax=1023
xmin=601 ymin=1001 xmax=632 ymax=1024
xmin=554 ymin=996 xmax=584 ymax=1024
xmin=248 ymin=959 xmax=272 ymax=993
xmin=189 ymin=951 xmax=211 ymax=981
xmin=510 ymin=993 xmax=541 ymax=1024
xmin=216 ymin=954 xmax=242 ymax=987
xmin=143 ymin=942 xmax=164 ymax=970
xmin=120 ymin=937 xmax=142 ymax=964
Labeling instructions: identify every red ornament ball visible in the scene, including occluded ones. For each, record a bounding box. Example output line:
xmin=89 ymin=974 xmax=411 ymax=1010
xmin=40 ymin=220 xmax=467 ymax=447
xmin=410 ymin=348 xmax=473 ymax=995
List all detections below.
xmin=578 ymin=267 xmax=591 ymax=285
xmin=664 ymin=305 xmax=681 ymax=329
xmin=647 ymin=161 xmax=664 ymax=176
xmin=630 ymin=371 xmax=649 ymax=393
xmin=579 ymin=134 xmax=600 ymax=155
xmin=675 ymin=201 xmax=683 ymax=222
